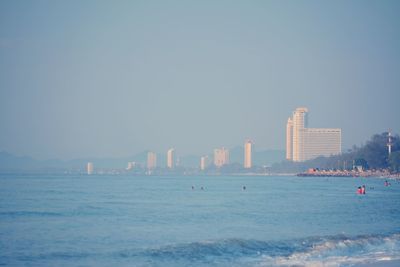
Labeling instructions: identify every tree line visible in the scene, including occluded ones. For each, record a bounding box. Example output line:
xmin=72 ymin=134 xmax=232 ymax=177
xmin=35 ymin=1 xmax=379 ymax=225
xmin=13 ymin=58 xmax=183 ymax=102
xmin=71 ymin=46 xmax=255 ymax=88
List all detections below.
xmin=271 ymin=132 xmax=400 ymax=173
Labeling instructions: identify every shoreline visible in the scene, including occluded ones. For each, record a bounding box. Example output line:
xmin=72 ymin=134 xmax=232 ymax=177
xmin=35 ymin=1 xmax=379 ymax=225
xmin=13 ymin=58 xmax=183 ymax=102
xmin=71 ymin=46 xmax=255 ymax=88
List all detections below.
xmin=297 ymin=170 xmax=400 ymax=179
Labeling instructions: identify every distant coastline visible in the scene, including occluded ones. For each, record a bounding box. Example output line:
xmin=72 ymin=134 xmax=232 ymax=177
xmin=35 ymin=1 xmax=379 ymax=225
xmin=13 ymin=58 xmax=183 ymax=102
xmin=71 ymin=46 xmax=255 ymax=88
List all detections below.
xmin=297 ymin=169 xmax=400 ymax=179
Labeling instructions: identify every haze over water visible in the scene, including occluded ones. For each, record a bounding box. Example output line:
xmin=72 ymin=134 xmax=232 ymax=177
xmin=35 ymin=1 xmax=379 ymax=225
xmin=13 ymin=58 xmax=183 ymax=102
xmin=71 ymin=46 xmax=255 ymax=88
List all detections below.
xmin=1 ymin=2 xmax=400 ymax=267
xmin=0 ymin=1 xmax=399 ymax=160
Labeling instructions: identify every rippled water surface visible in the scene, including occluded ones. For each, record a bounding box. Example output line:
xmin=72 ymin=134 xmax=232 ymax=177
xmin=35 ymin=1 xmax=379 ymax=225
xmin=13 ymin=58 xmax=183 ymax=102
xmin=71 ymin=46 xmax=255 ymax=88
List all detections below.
xmin=0 ymin=174 xmax=399 ymax=266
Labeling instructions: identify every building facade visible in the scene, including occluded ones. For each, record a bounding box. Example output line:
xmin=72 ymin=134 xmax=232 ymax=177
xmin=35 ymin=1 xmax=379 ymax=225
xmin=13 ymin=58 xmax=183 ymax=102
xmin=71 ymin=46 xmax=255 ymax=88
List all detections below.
xmin=286 ymin=107 xmax=341 ymax=162
xmin=244 ymin=140 xmax=253 ymax=169
xmin=302 ymin=128 xmax=342 ymax=161
xmin=87 ymin=162 xmax=94 ymax=175
xmin=286 ymin=118 xmax=293 ymax=160
xmin=214 ymin=148 xmax=229 ymax=167
xmin=126 ymin=162 xmax=136 ymax=171
xmin=200 ymin=156 xmax=208 ymax=171
xmin=147 ymin=152 xmax=157 ymax=170
xmin=167 ymin=148 xmax=175 ymax=169
xmin=292 ymin=107 xmax=308 ymax=161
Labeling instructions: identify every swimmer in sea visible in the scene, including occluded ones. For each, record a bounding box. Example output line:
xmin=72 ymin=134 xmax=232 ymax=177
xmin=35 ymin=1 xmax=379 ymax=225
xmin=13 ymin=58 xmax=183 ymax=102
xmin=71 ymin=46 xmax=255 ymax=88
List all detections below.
xmin=243 ymin=186 xmax=246 ymax=190
xmin=357 ymin=186 xmax=362 ymax=194
xmin=361 ymin=185 xmax=366 ymax=194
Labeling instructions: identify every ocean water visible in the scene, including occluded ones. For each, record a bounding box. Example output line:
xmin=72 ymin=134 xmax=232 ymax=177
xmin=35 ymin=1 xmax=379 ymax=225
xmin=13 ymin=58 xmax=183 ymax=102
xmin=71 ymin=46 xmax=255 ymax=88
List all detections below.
xmin=0 ymin=174 xmax=399 ymax=267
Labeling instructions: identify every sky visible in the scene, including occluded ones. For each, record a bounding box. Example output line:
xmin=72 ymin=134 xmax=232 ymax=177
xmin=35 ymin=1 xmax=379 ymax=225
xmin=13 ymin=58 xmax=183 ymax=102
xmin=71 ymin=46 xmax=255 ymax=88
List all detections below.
xmin=0 ymin=0 xmax=399 ymax=160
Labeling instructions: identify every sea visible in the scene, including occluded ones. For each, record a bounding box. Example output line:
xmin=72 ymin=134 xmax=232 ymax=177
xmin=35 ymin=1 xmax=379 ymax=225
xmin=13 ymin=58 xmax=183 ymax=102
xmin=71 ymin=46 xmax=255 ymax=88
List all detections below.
xmin=0 ymin=174 xmax=399 ymax=267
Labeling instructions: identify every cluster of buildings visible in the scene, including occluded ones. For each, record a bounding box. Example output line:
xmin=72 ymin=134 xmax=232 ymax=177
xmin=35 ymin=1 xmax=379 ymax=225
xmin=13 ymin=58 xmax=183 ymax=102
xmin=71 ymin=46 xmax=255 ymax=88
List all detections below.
xmin=202 ymin=140 xmax=253 ymax=170
xmin=86 ymin=140 xmax=254 ymax=175
xmin=86 ymin=107 xmax=342 ymax=174
xmin=146 ymin=148 xmax=177 ymax=172
xmin=146 ymin=140 xmax=254 ymax=172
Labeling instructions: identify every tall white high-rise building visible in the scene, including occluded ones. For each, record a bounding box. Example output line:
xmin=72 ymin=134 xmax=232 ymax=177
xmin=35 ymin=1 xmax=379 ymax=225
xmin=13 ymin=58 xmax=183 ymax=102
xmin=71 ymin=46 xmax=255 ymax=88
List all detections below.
xmin=286 ymin=118 xmax=293 ymax=160
xmin=214 ymin=148 xmax=229 ymax=167
xmin=292 ymin=107 xmax=308 ymax=161
xmin=200 ymin=156 xmax=208 ymax=171
xmin=87 ymin=162 xmax=94 ymax=175
xmin=244 ymin=140 xmax=253 ymax=169
xmin=147 ymin=152 xmax=157 ymax=170
xmin=286 ymin=107 xmax=341 ymax=162
xmin=167 ymin=148 xmax=175 ymax=169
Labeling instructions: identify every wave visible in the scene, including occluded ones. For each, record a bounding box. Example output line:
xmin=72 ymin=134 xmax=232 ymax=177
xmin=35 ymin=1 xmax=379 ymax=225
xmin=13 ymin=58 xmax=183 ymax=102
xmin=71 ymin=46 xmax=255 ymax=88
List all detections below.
xmin=133 ymin=233 xmax=400 ymax=266
xmin=0 ymin=211 xmax=63 ymax=217
xmin=0 ymin=205 xmax=112 ymax=218
xmin=5 ymin=233 xmax=400 ymax=266
xmin=259 ymin=233 xmax=400 ymax=266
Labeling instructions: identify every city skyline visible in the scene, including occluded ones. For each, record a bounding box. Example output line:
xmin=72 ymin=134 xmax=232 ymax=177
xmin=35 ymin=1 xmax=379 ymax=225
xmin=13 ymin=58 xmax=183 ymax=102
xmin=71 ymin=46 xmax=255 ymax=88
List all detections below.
xmin=0 ymin=1 xmax=399 ymax=160
xmin=1 ymin=2 xmax=399 ymax=266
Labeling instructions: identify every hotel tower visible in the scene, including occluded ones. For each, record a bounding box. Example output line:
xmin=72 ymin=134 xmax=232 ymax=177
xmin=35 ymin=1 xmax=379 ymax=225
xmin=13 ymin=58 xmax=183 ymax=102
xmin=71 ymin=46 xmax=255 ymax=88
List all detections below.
xmin=200 ymin=156 xmax=208 ymax=171
xmin=286 ymin=107 xmax=341 ymax=162
xmin=167 ymin=148 xmax=175 ymax=169
xmin=244 ymin=140 xmax=253 ymax=169
xmin=214 ymin=148 xmax=229 ymax=167
xmin=147 ymin=152 xmax=157 ymax=170
xmin=86 ymin=162 xmax=94 ymax=175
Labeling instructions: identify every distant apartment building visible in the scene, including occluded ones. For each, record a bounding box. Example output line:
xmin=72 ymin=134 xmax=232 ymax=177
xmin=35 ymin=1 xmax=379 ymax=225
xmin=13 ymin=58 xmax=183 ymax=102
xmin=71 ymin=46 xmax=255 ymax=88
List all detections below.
xmin=200 ymin=156 xmax=208 ymax=170
xmin=147 ymin=152 xmax=157 ymax=170
xmin=214 ymin=148 xmax=229 ymax=167
xmin=302 ymin=128 xmax=342 ymax=161
xmin=87 ymin=162 xmax=94 ymax=175
xmin=244 ymin=140 xmax=253 ymax=169
xmin=286 ymin=118 xmax=293 ymax=160
xmin=286 ymin=107 xmax=341 ymax=162
xmin=126 ymin=162 xmax=136 ymax=171
xmin=167 ymin=148 xmax=175 ymax=169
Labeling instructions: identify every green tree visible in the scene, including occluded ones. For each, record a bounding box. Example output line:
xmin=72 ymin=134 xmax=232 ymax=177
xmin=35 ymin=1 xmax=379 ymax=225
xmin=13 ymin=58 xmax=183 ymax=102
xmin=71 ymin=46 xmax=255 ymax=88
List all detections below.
xmin=389 ymin=151 xmax=400 ymax=173
xmin=354 ymin=158 xmax=368 ymax=170
xmin=271 ymin=132 xmax=400 ymax=173
xmin=357 ymin=133 xmax=389 ymax=169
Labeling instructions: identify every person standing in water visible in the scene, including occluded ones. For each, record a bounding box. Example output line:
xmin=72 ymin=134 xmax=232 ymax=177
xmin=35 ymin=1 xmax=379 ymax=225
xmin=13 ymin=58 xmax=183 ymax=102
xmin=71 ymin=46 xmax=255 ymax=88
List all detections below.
xmin=357 ymin=186 xmax=362 ymax=194
xmin=361 ymin=185 xmax=366 ymax=194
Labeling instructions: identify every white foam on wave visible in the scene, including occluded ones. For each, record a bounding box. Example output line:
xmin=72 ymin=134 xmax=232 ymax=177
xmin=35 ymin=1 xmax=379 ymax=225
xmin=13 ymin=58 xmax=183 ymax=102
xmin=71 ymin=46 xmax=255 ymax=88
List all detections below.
xmin=258 ymin=234 xmax=400 ymax=267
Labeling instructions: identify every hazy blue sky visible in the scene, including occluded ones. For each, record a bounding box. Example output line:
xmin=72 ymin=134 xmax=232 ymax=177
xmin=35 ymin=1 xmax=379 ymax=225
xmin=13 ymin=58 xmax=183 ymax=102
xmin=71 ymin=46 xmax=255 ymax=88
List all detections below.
xmin=0 ymin=0 xmax=399 ymax=159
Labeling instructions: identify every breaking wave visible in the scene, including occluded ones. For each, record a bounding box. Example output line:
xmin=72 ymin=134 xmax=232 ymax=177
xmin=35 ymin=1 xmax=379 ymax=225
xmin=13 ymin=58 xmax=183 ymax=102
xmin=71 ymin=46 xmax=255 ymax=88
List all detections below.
xmin=259 ymin=233 xmax=400 ymax=266
xmin=134 ymin=233 xmax=400 ymax=266
xmin=5 ymin=233 xmax=400 ymax=266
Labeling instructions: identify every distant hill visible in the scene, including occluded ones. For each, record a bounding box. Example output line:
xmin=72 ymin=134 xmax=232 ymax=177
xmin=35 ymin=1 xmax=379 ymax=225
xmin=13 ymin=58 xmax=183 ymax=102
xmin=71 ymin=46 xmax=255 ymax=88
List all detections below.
xmin=253 ymin=150 xmax=286 ymax=166
xmin=229 ymin=146 xmax=285 ymax=166
xmin=0 ymin=151 xmax=39 ymax=170
xmin=0 ymin=151 xmax=149 ymax=172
